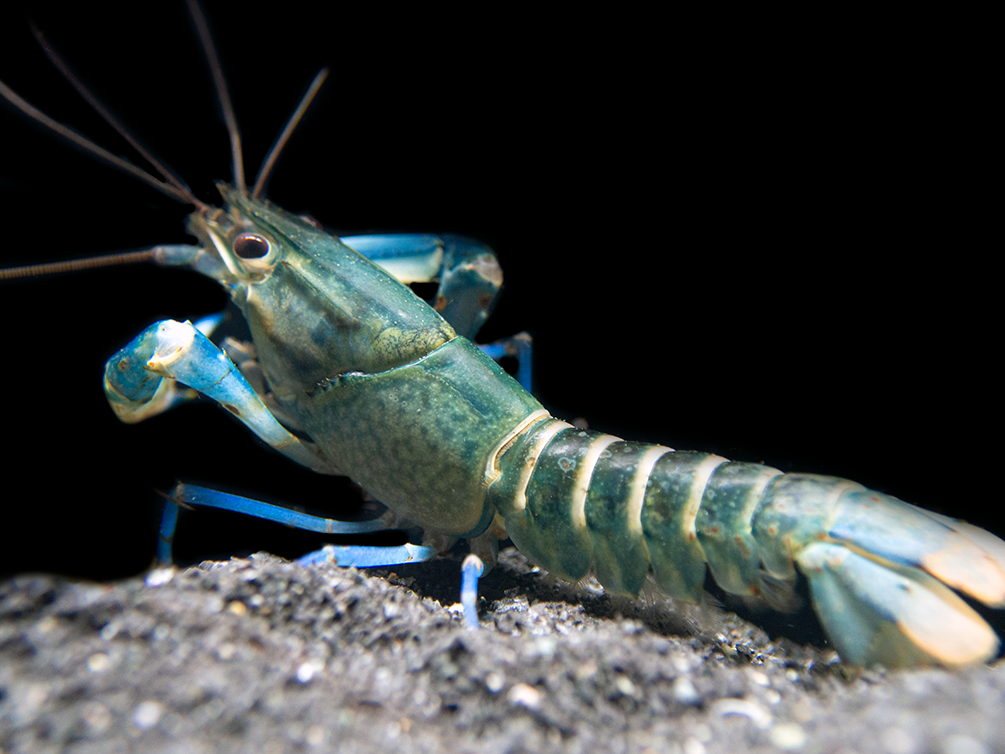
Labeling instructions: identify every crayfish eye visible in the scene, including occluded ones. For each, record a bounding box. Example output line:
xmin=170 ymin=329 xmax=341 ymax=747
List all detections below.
xmin=233 ymin=233 xmax=270 ymax=259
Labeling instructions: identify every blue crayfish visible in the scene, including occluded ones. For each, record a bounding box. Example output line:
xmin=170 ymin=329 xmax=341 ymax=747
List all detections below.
xmin=2 ymin=3 xmax=1001 ymax=670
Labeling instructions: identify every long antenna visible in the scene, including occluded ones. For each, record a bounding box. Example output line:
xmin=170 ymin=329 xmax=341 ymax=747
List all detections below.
xmin=0 ymin=77 xmax=201 ymax=206
xmin=0 ymin=250 xmax=158 ymax=281
xmin=252 ymin=68 xmax=330 ymax=200
xmin=1 ymin=4 xmax=330 ymax=282
xmin=185 ymin=0 xmax=246 ymax=196
xmin=29 ymin=23 xmax=198 ymax=205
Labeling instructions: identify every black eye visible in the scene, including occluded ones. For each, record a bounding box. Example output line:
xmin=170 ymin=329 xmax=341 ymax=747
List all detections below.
xmin=233 ymin=233 xmax=270 ymax=259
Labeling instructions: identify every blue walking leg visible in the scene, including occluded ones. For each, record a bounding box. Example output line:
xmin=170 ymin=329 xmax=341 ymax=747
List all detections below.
xmin=157 ymin=498 xmax=181 ymax=566
xmin=345 ymin=233 xmax=533 ymax=391
xmin=343 ymin=233 xmax=504 ymax=341
xmin=461 ymin=553 xmax=485 ymax=629
xmin=477 ymin=333 xmax=534 ymax=394
xmin=157 ymin=483 xmax=437 ymax=568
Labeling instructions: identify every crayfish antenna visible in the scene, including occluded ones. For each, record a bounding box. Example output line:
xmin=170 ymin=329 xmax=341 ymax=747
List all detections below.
xmin=28 ymin=22 xmax=198 ymax=205
xmin=0 ymin=75 xmax=201 ymax=207
xmin=0 ymin=249 xmax=158 ymax=281
xmin=184 ymin=0 xmax=245 ymax=196
xmin=252 ymin=68 xmax=329 ymax=200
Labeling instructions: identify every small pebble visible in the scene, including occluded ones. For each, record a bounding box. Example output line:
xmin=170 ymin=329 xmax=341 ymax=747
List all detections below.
xmin=86 ymin=653 xmax=110 ymax=672
xmin=941 ymin=734 xmax=989 ymax=754
xmin=144 ymin=568 xmax=174 ymax=587
xmin=673 ymin=677 xmax=699 ymax=705
xmin=713 ymin=698 xmax=771 ymax=729
xmin=770 ymin=723 xmax=808 ymax=751
xmin=749 ymin=670 xmax=770 ymax=686
xmin=507 ymin=683 xmax=542 ymax=709
xmin=81 ymin=701 xmax=111 ymax=733
xmin=881 ymin=726 xmax=917 ymax=754
xmin=296 ymin=661 xmax=324 ymax=684
xmin=132 ymin=701 xmax=164 ymax=730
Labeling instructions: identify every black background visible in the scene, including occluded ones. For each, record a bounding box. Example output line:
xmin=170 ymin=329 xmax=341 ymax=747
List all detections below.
xmin=1 ymin=3 xmax=997 ymax=580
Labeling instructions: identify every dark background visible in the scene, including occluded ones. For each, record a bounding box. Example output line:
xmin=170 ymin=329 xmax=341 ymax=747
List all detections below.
xmin=1 ymin=3 xmax=996 ymax=580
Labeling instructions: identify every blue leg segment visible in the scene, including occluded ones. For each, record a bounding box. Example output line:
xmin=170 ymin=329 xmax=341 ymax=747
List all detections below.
xmin=159 ymin=486 xmax=491 ymax=626
xmin=461 ymin=553 xmax=485 ymax=629
xmin=157 ymin=498 xmax=181 ymax=566
xmin=342 ymin=233 xmax=445 ymax=285
xmin=295 ymin=543 xmax=438 ymax=568
xmin=436 ymin=234 xmax=505 ymax=340
xmin=171 ymin=483 xmax=396 ymax=534
xmin=156 ymin=483 xmax=437 ymax=568
xmin=478 ymin=334 xmax=534 ymax=394
xmin=343 ymin=233 xmax=533 ymax=392
xmin=343 ymin=233 xmax=504 ymax=341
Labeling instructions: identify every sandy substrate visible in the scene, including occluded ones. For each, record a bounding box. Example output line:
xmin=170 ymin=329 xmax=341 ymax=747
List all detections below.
xmin=2 ymin=549 xmax=1003 ymax=754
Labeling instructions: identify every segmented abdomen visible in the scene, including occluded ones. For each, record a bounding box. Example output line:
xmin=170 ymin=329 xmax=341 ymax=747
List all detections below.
xmin=488 ymin=417 xmax=860 ymax=605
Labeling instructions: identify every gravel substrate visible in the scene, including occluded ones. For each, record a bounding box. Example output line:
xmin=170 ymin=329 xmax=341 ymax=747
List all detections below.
xmin=2 ymin=549 xmax=1003 ymax=754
